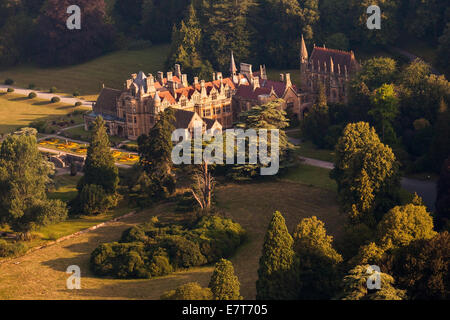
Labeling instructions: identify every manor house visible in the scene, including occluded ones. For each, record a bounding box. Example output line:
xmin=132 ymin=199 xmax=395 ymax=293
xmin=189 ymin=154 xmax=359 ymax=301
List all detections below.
xmin=84 ymin=36 xmax=358 ymax=140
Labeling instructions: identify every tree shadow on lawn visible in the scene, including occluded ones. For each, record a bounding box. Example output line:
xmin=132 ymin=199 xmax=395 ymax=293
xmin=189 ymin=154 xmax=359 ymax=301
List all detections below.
xmin=32 ymin=101 xmax=54 ymax=106
xmin=9 ymin=97 xmax=29 ymax=102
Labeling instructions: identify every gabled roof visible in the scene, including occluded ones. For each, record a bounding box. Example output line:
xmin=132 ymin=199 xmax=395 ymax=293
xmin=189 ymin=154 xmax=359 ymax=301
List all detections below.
xmin=173 ymin=109 xmax=199 ymax=129
xmin=310 ymin=46 xmax=358 ymax=72
xmin=95 ymin=87 xmax=122 ymax=115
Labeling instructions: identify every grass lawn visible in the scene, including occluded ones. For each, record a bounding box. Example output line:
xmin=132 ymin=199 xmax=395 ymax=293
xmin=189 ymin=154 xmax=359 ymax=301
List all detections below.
xmin=0 ymin=92 xmax=89 ymax=134
xmin=281 ymin=163 xmax=337 ymax=191
xmin=0 ymin=45 xmax=170 ymax=99
xmin=0 ymin=178 xmax=343 ymax=300
xmin=296 ymin=140 xmax=335 ymax=162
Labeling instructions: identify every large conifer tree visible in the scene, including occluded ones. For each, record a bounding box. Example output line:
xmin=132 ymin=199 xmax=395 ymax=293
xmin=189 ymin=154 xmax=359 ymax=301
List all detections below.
xmin=256 ymin=211 xmax=296 ymax=300
xmin=209 ymin=259 xmax=242 ymax=300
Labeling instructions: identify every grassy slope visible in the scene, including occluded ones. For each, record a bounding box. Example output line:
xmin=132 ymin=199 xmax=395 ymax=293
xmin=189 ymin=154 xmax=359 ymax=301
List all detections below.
xmin=0 ymin=45 xmax=170 ymax=99
xmin=0 ymin=92 xmax=89 ymax=134
xmin=0 ymin=178 xmax=342 ymax=300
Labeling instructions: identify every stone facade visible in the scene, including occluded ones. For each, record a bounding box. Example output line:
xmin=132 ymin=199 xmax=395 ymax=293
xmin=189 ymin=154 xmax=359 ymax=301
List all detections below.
xmin=85 ymin=37 xmax=358 ymax=140
xmin=299 ymin=35 xmax=359 ymax=111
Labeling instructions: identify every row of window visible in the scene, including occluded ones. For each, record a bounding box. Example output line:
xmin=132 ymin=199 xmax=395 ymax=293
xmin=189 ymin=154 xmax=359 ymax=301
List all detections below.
xmin=202 ymin=104 xmax=232 ymax=117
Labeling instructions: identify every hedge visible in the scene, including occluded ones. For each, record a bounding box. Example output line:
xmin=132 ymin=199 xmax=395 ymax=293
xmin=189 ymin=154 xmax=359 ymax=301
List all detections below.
xmin=91 ymin=215 xmax=246 ymax=279
xmin=28 ymin=92 xmax=37 ymax=99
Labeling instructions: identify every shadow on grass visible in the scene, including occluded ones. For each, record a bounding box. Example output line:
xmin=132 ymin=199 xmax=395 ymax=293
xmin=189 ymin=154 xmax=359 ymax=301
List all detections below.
xmin=33 ymin=101 xmax=52 ymax=106
xmin=9 ymin=97 xmax=29 ymax=102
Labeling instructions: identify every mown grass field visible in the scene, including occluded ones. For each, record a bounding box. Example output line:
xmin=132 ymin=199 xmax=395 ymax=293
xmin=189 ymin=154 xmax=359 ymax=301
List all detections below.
xmin=0 ymin=45 xmax=170 ymax=99
xmin=0 ymin=173 xmax=343 ymax=299
xmin=0 ymin=92 xmax=89 ymax=134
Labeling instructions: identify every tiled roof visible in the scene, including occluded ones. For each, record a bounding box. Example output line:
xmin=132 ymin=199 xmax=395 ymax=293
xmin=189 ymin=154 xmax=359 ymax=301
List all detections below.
xmin=94 ymin=88 xmax=122 ymax=115
xmin=173 ymin=109 xmax=197 ymax=129
xmin=310 ymin=46 xmax=358 ymax=71
xmin=235 ymin=76 xmax=298 ymax=100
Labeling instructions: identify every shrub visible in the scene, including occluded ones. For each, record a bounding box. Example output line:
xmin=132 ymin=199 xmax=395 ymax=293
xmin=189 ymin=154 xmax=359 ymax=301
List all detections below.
xmin=73 ymin=91 xmax=80 ymax=97
xmin=28 ymin=92 xmax=37 ymax=99
xmin=28 ymin=84 xmax=35 ymax=89
xmin=161 ymin=235 xmax=207 ymax=268
xmin=7 ymin=88 xmax=14 ymax=93
xmin=161 ymin=282 xmax=213 ymax=300
xmin=49 ymin=87 xmax=57 ymax=93
xmin=0 ymin=240 xmax=28 ymax=258
xmin=91 ymin=215 xmax=245 ymax=279
xmin=74 ymin=102 xmax=82 ymax=107
xmin=4 ymin=78 xmax=13 ymax=85
xmin=50 ymin=97 xmax=60 ymax=103
xmin=29 ymin=120 xmax=48 ymax=133
xmin=79 ymin=184 xmax=110 ymax=215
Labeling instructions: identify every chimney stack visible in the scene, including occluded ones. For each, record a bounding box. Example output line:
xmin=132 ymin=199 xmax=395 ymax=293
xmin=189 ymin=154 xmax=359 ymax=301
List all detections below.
xmin=217 ymin=72 xmax=223 ymax=80
xmin=285 ymin=73 xmax=292 ymax=88
xmin=157 ymin=71 xmax=164 ymax=84
xmin=252 ymin=77 xmax=260 ymax=90
xmin=167 ymin=71 xmax=173 ymax=81
xmin=280 ymin=74 xmax=284 ymax=82
xmin=181 ymin=74 xmax=188 ymax=87
xmin=212 ymin=72 xmax=216 ymax=81
xmin=194 ymin=77 xmax=199 ymax=85
xmin=174 ymin=64 xmax=181 ymax=78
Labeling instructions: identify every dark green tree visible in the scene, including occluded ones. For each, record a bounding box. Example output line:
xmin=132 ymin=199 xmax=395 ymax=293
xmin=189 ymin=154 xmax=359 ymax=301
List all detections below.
xmin=0 ymin=133 xmax=67 ymax=237
xmin=209 ymin=259 xmax=242 ymax=300
xmin=256 ymin=211 xmax=296 ymax=300
xmin=161 ymin=282 xmax=213 ymax=300
xmin=436 ymin=157 xmax=450 ymax=231
xmin=382 ymin=232 xmax=450 ymax=300
xmin=75 ymin=116 xmax=119 ymax=215
xmin=293 ymin=216 xmax=343 ymax=299
xmin=79 ymin=116 xmax=118 ymax=194
xmin=138 ymin=108 xmax=177 ymax=199
xmin=166 ymin=4 xmax=213 ymax=79
xmin=429 ymin=99 xmax=450 ymax=170
xmin=230 ymin=99 xmax=296 ymax=180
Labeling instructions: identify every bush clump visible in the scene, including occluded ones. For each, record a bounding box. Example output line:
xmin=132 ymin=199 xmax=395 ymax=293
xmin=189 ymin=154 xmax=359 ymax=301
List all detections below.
xmin=0 ymin=240 xmax=28 ymax=258
xmin=91 ymin=215 xmax=246 ymax=279
xmin=28 ymin=92 xmax=37 ymax=99
xmin=74 ymin=101 xmax=82 ymax=107
xmin=4 ymin=79 xmax=13 ymax=85
xmin=49 ymin=87 xmax=57 ymax=93
xmin=50 ymin=97 xmax=60 ymax=103
xmin=7 ymin=88 xmax=14 ymax=93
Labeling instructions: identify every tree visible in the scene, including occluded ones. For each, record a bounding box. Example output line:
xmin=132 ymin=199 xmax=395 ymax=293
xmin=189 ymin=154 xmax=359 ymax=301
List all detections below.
xmin=330 ymin=122 xmax=400 ymax=225
xmin=80 ymin=117 xmax=118 ymax=194
xmin=437 ymin=23 xmax=450 ymax=79
xmin=230 ymin=99 xmax=296 ymax=180
xmin=138 ymin=108 xmax=177 ymax=199
xmin=337 ymin=265 xmax=406 ymax=300
xmin=356 ymin=57 xmax=397 ymax=91
xmin=202 ymin=0 xmax=256 ymax=70
xmin=161 ymin=282 xmax=213 ymax=300
xmin=76 ymin=116 xmax=118 ymax=215
xmin=35 ymin=0 xmax=115 ymax=66
xmin=429 ymin=99 xmax=450 ymax=171
xmin=301 ymin=83 xmax=331 ymax=148
xmin=382 ymin=232 xmax=450 ymax=300
xmin=293 ymin=216 xmax=343 ymax=299
xmin=166 ymin=4 xmax=213 ymax=79
xmin=208 ymin=259 xmax=242 ymax=300
xmin=369 ymin=84 xmax=399 ymax=144
xmin=256 ymin=211 xmax=296 ymax=300
xmin=0 ymin=133 xmax=67 ymax=238
xmin=348 ymin=0 xmax=400 ymax=46
xmin=436 ymin=157 xmax=450 ymax=231
xmin=191 ymin=161 xmax=214 ymax=213
xmin=377 ymin=204 xmax=437 ymax=249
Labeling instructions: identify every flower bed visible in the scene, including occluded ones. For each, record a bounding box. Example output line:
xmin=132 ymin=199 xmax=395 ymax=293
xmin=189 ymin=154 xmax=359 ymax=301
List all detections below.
xmin=39 ymin=138 xmax=139 ymax=164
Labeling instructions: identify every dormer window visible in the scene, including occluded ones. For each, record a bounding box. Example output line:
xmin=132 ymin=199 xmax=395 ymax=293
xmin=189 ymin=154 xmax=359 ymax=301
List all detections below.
xmin=212 ymin=92 xmax=217 ymax=100
xmin=181 ymin=98 xmax=187 ymax=107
